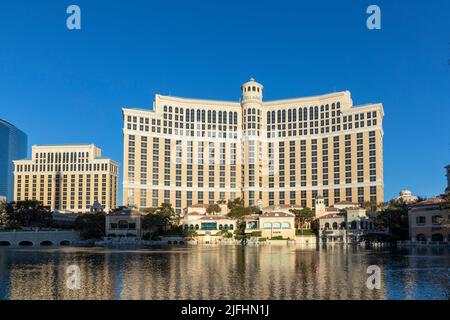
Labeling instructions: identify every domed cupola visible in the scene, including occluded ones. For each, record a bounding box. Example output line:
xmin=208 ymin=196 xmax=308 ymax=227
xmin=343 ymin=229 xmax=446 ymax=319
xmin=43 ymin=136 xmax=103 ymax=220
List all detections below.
xmin=241 ymin=78 xmax=263 ymax=104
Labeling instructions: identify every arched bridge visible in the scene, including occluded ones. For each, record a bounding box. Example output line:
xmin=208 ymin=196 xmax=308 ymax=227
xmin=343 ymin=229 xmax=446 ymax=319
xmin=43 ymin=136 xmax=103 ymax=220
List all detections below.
xmin=0 ymin=230 xmax=80 ymax=248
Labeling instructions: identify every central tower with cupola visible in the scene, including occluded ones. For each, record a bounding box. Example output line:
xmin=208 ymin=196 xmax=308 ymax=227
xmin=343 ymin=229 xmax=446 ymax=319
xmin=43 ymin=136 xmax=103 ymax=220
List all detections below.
xmin=241 ymin=78 xmax=264 ymax=207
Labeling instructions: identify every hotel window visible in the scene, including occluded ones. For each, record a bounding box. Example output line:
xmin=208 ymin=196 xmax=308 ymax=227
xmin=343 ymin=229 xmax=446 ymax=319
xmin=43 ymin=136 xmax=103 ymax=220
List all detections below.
xmin=208 ymin=192 xmax=215 ymax=205
xmin=416 ymin=216 xmax=426 ymax=225
xmin=279 ymin=191 xmax=285 ymax=205
xmin=346 ymin=188 xmax=352 ymax=202
xmin=432 ymin=215 xmax=443 ymax=225
xmin=334 ymin=188 xmax=340 ymax=204
xmin=289 ymin=191 xmax=296 ymax=205
xmin=164 ymin=190 xmax=170 ymax=204
xmin=358 ymin=187 xmax=364 ymax=204
xmin=269 ymin=192 xmax=274 ymax=206
xmin=301 ymin=190 xmax=307 ymax=208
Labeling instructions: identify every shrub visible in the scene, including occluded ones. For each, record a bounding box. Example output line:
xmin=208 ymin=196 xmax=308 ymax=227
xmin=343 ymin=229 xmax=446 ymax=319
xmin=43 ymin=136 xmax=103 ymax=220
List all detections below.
xmin=270 ymin=236 xmax=288 ymax=240
xmin=258 ymin=237 xmax=267 ymax=242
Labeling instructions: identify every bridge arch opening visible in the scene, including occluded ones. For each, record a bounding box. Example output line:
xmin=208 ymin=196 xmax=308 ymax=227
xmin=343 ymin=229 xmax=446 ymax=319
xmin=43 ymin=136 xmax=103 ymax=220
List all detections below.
xmin=0 ymin=241 xmax=11 ymax=247
xmin=18 ymin=241 xmax=33 ymax=247
xmin=60 ymin=240 xmax=71 ymax=246
xmin=40 ymin=241 xmax=54 ymax=246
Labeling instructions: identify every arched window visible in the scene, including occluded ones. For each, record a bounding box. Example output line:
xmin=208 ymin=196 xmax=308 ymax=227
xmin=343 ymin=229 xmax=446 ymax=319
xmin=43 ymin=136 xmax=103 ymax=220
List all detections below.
xmin=175 ymin=107 xmax=179 ymax=113
xmin=271 ymin=111 xmax=275 ymax=124
xmin=314 ymin=106 xmax=319 ymax=119
xmin=303 ymin=108 xmax=308 ymax=121
xmin=277 ymin=110 xmax=281 ymax=123
xmin=281 ymin=222 xmax=291 ymax=229
xmin=282 ymin=110 xmax=286 ymax=122
xmin=186 ymin=109 xmax=190 ymax=121
xmin=184 ymin=225 xmax=189 ymax=230
xmin=195 ymin=224 xmax=200 ymax=230
xmin=332 ymin=222 xmax=338 ymax=230
xmin=219 ymin=224 xmax=223 ymax=230
xmin=197 ymin=109 xmax=200 ymax=121
xmin=229 ymin=224 xmax=234 ymax=230
xmin=202 ymin=110 xmax=206 ymax=122
xmin=273 ymin=222 xmax=281 ymax=229
xmin=416 ymin=234 xmax=426 ymax=241
xmin=229 ymin=112 xmax=233 ymax=124
xmin=218 ymin=111 xmax=222 ymax=123
xmin=267 ymin=111 xmax=271 ymax=124
xmin=288 ymin=109 xmax=292 ymax=122
xmin=299 ymin=108 xmax=303 ymax=121
xmin=350 ymin=221 xmax=357 ymax=229
xmin=224 ymin=224 xmax=229 ymax=230
xmin=169 ymin=106 xmax=172 ymax=112
xmin=234 ymin=112 xmax=238 ymax=125
xmin=431 ymin=234 xmax=443 ymax=242
xmin=263 ymin=222 xmax=272 ymax=229
xmin=190 ymin=224 xmax=194 ymax=230
xmin=340 ymin=222 xmax=346 ymax=229
xmin=293 ymin=109 xmax=297 ymax=122
xmin=223 ymin=111 xmax=227 ymax=124
xmin=253 ymin=86 xmax=256 ymax=91
xmin=324 ymin=222 xmax=330 ymax=229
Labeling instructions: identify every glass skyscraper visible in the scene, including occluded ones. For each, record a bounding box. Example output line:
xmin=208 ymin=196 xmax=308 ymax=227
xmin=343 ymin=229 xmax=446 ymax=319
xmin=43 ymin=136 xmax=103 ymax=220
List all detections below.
xmin=0 ymin=119 xmax=27 ymax=202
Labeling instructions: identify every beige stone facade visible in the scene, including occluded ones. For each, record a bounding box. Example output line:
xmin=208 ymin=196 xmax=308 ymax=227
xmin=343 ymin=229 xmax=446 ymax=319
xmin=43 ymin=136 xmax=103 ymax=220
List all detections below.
xmin=13 ymin=144 xmax=119 ymax=213
xmin=408 ymin=197 xmax=449 ymax=243
xmin=106 ymin=209 xmax=143 ymax=239
xmin=122 ymin=79 xmax=384 ymax=213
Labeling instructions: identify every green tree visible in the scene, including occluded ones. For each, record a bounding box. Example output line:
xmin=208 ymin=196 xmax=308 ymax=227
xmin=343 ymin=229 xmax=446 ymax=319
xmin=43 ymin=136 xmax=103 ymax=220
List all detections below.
xmin=142 ymin=203 xmax=178 ymax=237
xmin=227 ymin=198 xmax=245 ymax=210
xmin=157 ymin=202 xmax=178 ymax=227
xmin=206 ymin=203 xmax=222 ymax=215
xmin=372 ymin=198 xmax=423 ymax=241
xmin=289 ymin=207 xmax=314 ymax=236
xmin=74 ymin=213 xmax=106 ymax=240
xmin=3 ymin=201 xmax=53 ymax=229
xmin=0 ymin=200 xmax=6 ymax=226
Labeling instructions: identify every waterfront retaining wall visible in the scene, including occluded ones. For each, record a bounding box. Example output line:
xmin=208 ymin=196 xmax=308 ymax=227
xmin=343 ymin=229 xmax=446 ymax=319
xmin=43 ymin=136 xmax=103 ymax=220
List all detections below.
xmin=0 ymin=230 xmax=80 ymax=248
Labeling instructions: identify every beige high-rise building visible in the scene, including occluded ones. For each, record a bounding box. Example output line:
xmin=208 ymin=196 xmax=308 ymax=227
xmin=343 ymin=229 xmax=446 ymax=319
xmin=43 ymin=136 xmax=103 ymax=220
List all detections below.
xmin=13 ymin=144 xmax=119 ymax=213
xmin=122 ymin=79 xmax=384 ymax=213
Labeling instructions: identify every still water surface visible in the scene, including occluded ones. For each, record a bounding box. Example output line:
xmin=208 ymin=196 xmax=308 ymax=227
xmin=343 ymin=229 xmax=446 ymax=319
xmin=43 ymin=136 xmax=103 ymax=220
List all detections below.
xmin=0 ymin=245 xmax=448 ymax=300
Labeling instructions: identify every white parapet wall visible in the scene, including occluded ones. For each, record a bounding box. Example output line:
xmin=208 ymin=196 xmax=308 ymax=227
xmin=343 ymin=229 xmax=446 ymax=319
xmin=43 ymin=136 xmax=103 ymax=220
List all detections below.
xmin=0 ymin=230 xmax=80 ymax=247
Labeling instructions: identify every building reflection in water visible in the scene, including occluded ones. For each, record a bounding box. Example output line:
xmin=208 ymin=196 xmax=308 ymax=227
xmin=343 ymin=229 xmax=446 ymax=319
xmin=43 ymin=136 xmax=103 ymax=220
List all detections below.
xmin=0 ymin=246 xmax=448 ymax=300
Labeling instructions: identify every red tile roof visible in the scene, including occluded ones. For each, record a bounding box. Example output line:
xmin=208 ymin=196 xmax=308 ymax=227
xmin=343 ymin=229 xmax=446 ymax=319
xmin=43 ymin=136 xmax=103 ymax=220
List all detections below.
xmin=108 ymin=209 xmax=143 ymax=217
xmin=261 ymin=212 xmax=295 ymax=218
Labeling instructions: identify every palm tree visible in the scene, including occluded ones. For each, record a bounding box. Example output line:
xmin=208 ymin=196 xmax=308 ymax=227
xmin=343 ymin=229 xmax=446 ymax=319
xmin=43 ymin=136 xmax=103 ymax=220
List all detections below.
xmin=289 ymin=208 xmax=314 ymax=236
xmin=206 ymin=203 xmax=222 ymax=215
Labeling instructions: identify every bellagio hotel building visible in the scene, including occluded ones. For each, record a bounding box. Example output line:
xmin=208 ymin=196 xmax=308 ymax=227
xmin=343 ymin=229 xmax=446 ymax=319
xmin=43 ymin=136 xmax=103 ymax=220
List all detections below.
xmin=123 ymin=79 xmax=384 ymax=213
xmin=13 ymin=144 xmax=119 ymax=213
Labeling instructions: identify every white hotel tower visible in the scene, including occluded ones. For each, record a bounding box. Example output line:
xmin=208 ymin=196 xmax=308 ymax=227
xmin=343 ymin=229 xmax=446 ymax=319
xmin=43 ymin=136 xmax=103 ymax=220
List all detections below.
xmin=122 ymin=79 xmax=384 ymax=213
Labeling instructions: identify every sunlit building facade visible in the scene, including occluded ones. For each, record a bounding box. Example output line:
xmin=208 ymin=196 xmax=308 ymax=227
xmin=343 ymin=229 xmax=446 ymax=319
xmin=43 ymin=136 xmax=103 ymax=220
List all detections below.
xmin=13 ymin=144 xmax=119 ymax=213
xmin=123 ymin=79 xmax=384 ymax=213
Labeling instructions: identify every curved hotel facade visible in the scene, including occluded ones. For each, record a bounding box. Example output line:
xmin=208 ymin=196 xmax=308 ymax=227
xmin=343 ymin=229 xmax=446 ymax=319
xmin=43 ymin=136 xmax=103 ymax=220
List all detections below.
xmin=123 ymin=79 xmax=384 ymax=213
xmin=13 ymin=144 xmax=119 ymax=213
xmin=0 ymin=119 xmax=27 ymax=202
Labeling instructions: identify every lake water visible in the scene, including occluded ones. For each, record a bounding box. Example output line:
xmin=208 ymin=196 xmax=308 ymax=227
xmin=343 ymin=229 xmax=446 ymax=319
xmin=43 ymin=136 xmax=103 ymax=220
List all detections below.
xmin=0 ymin=245 xmax=448 ymax=300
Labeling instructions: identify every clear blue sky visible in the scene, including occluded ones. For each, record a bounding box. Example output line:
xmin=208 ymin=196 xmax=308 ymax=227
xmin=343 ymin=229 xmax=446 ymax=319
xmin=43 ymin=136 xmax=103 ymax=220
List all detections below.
xmin=1 ymin=0 xmax=449 ymax=204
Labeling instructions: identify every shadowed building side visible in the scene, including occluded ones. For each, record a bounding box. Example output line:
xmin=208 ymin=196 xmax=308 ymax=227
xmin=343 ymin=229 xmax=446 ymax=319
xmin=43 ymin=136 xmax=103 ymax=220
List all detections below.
xmin=0 ymin=119 xmax=27 ymax=202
